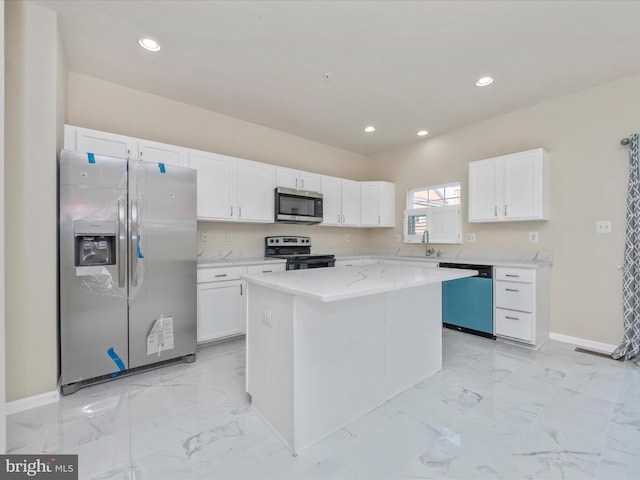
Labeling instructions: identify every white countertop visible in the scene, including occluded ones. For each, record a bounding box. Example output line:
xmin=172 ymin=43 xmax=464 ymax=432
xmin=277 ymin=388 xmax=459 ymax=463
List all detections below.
xmin=335 ymin=255 xmax=548 ymax=269
xmin=197 ymin=257 xmax=286 ymax=268
xmin=242 ymin=264 xmax=476 ymax=302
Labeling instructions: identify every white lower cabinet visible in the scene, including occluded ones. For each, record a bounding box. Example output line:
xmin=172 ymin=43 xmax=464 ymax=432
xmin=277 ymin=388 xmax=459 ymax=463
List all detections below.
xmin=494 ymin=266 xmax=550 ymax=349
xmin=197 ymin=280 xmax=245 ymax=343
xmin=197 ymin=262 xmax=286 ymax=344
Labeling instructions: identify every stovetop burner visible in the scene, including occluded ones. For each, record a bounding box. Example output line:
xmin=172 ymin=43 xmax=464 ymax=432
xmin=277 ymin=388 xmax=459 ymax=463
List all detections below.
xmin=265 ymin=236 xmax=335 ymax=270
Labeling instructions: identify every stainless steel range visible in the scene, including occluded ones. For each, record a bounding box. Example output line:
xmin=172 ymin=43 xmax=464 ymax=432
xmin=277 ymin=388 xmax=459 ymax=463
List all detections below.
xmin=265 ymin=236 xmax=335 ymax=270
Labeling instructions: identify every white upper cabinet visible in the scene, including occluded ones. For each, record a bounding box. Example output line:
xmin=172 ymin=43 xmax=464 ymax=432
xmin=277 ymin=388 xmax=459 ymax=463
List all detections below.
xmin=138 ymin=139 xmax=189 ymax=168
xmin=188 ymin=151 xmax=275 ymax=223
xmin=276 ymin=167 xmax=322 ymax=192
xmin=468 ymin=148 xmax=549 ymax=223
xmin=64 ymin=125 xmax=136 ymax=160
xmin=65 ymin=125 xmax=394 ymax=227
xmin=320 ymin=176 xmax=360 ymax=226
xmin=188 ymin=150 xmax=236 ymax=221
xmin=360 ymin=181 xmax=395 ymax=227
xmin=236 ymin=159 xmax=276 ymax=223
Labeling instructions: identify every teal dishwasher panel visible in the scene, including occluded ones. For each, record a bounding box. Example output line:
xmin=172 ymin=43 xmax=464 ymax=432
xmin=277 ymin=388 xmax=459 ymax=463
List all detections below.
xmin=442 ymin=276 xmax=493 ymax=334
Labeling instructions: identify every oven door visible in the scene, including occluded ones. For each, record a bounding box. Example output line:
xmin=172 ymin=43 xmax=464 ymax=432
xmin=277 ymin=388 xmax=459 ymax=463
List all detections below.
xmin=287 ymin=257 xmax=336 ymax=270
xmin=275 ymin=187 xmax=323 ymax=224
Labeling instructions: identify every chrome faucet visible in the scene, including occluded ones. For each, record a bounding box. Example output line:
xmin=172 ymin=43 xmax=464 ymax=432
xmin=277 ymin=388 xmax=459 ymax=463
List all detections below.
xmin=421 ymin=230 xmax=435 ymax=257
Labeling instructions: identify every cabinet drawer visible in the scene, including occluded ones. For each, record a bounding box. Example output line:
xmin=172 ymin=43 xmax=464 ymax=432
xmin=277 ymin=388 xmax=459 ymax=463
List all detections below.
xmin=495 ymin=281 xmax=533 ymax=312
xmin=197 ymin=266 xmax=244 ymax=283
xmin=246 ymin=263 xmax=286 ymax=275
xmin=495 ymin=308 xmax=533 ymax=343
xmin=495 ymin=267 xmax=534 ymax=283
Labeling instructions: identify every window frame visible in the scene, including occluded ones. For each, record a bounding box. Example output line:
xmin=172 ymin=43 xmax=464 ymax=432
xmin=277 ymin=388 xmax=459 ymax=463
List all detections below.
xmin=404 ymin=181 xmax=462 ymax=244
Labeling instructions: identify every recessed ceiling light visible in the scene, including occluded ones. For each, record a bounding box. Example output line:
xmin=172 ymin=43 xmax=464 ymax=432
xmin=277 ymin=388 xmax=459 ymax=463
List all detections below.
xmin=139 ymin=38 xmax=161 ymax=52
xmin=364 ymin=126 xmax=376 ymax=133
xmin=417 ymin=130 xmax=429 ymax=136
xmin=475 ymin=76 xmax=494 ymax=87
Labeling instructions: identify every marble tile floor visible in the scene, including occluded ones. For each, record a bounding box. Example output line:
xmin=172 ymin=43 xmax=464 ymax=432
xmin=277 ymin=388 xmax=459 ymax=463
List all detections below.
xmin=7 ymin=329 xmax=640 ymax=479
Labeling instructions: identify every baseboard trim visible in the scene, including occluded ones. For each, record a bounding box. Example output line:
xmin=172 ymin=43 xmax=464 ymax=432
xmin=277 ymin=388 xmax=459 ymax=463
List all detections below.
xmin=549 ymin=332 xmax=617 ymax=355
xmin=5 ymin=389 xmax=59 ymax=415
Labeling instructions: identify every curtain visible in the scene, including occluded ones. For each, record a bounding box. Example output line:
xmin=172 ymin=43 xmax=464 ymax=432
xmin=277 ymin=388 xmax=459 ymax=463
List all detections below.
xmin=613 ymin=133 xmax=640 ymax=365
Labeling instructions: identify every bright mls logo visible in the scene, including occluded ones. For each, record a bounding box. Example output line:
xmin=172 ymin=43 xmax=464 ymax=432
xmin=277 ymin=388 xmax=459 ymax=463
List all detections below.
xmin=0 ymin=455 xmax=78 ymax=479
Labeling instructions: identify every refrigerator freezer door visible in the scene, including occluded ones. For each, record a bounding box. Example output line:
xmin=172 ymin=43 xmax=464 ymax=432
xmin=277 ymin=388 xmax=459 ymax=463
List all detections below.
xmin=59 ymin=150 xmax=129 ymax=387
xmin=128 ymin=161 xmax=197 ymax=368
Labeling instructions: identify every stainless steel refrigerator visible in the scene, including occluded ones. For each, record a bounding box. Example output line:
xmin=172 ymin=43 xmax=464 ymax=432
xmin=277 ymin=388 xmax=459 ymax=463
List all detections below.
xmin=59 ymin=149 xmax=197 ymax=394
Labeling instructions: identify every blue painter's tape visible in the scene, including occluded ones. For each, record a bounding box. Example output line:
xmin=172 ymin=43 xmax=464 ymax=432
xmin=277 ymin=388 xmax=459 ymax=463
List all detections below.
xmin=88 ymin=153 xmax=96 ymax=164
xmin=137 ymin=234 xmax=144 ymax=259
xmin=107 ymin=347 xmax=125 ymax=377
xmin=158 ymin=163 xmax=166 ymax=173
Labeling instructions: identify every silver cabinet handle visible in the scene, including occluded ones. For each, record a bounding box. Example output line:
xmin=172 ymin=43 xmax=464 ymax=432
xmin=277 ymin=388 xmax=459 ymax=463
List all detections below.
xmin=118 ymin=199 xmax=126 ymax=288
xmin=342 ymin=214 xmax=345 ymax=224
xmin=337 ymin=214 xmax=341 ymax=223
xmin=214 ymin=274 xmax=228 ymax=278
xmin=240 ymin=284 xmax=243 ymax=295
xmin=505 ymin=316 xmax=519 ymax=320
xmin=504 ymin=205 xmax=508 ymax=216
xmin=378 ymin=215 xmax=381 ymax=224
xmin=505 ymin=288 xmax=520 ymax=292
xmin=230 ymin=206 xmax=233 ymax=217
xmin=495 ymin=205 xmax=498 ymax=217
xmin=295 ymin=178 xmax=298 ymax=188
xmin=505 ymin=274 xmax=520 ymax=278
xmin=239 ymin=206 xmax=242 ymax=218
xmin=262 ymin=270 xmax=273 ymax=273
xmin=301 ymin=179 xmax=304 ymax=189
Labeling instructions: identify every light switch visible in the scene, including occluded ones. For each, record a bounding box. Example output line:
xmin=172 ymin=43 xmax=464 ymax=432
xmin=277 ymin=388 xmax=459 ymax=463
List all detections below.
xmin=466 ymin=233 xmax=476 ymax=243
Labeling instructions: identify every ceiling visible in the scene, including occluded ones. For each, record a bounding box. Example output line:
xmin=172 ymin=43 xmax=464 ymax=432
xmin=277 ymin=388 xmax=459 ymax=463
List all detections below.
xmin=39 ymin=0 xmax=640 ymax=156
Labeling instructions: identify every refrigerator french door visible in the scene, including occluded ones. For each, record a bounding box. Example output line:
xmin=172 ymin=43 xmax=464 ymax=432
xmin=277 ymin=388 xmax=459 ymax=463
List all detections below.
xmin=59 ymin=149 xmax=196 ymax=394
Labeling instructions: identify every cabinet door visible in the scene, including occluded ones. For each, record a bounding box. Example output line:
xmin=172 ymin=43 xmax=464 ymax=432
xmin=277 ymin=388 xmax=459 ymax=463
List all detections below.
xmin=188 ymin=150 xmax=236 ymax=220
xmin=320 ymin=176 xmax=342 ymax=226
xmin=197 ymin=281 xmax=245 ymax=343
xmin=341 ymin=180 xmax=361 ymax=226
xmin=276 ymin=167 xmax=300 ymax=189
xmin=300 ymin=172 xmax=321 ymax=192
xmin=236 ymin=159 xmax=275 ymax=222
xmin=378 ymin=182 xmax=395 ymax=227
xmin=503 ymin=150 xmax=542 ymax=220
xmin=139 ymin=140 xmax=189 ymax=168
xmin=67 ymin=125 xmax=136 ymax=160
xmin=468 ymin=158 xmax=502 ymax=222
xmin=360 ymin=182 xmax=380 ymax=226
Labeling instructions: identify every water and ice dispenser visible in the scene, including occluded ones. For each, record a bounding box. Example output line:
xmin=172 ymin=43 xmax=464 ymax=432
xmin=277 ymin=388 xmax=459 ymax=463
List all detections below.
xmin=74 ymin=220 xmax=117 ymax=267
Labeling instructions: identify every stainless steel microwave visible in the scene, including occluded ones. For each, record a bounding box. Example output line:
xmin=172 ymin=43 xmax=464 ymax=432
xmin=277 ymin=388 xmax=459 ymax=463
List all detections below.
xmin=275 ymin=187 xmax=323 ymax=224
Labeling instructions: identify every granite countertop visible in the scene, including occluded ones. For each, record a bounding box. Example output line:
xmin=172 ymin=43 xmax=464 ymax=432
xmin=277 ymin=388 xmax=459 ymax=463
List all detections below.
xmin=241 ymin=263 xmax=476 ymax=302
xmin=197 ymin=257 xmax=286 ymax=268
xmin=333 ymin=253 xmax=552 ymax=268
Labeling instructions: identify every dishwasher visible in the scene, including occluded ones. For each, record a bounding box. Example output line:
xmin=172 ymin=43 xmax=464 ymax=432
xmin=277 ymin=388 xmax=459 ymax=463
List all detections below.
xmin=438 ymin=263 xmax=495 ymax=339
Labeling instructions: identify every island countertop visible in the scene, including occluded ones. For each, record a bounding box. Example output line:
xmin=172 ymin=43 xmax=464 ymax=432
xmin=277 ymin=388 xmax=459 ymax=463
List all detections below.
xmin=241 ymin=264 xmax=476 ymax=302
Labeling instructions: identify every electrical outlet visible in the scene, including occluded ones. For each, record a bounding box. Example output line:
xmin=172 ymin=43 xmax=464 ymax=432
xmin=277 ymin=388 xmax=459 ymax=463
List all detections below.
xmin=466 ymin=233 xmax=476 ymax=243
xmin=529 ymin=231 xmax=539 ymax=243
xmin=345 ymin=233 xmax=350 ymax=242
xmin=394 ymin=234 xmax=401 ymax=242
xmin=596 ymin=220 xmax=612 ymax=233
xmin=200 ymin=232 xmax=208 ymax=243
xmin=226 ymin=232 xmax=233 ymax=242
xmin=261 ymin=309 xmax=272 ymax=327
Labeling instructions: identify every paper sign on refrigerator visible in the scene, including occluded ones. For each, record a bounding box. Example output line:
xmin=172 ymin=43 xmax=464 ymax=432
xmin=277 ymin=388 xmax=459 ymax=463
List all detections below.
xmin=147 ymin=316 xmax=175 ymax=356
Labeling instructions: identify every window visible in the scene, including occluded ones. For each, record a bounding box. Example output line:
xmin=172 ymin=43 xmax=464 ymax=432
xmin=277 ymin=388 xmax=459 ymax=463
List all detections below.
xmin=404 ymin=182 xmax=462 ymax=244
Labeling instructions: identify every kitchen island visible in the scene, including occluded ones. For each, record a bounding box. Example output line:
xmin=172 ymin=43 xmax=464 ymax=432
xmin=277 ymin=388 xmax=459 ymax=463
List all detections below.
xmin=242 ymin=264 xmax=476 ymax=455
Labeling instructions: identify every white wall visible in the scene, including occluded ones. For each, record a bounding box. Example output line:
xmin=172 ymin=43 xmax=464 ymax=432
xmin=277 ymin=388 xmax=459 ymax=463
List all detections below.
xmin=5 ymin=0 xmax=64 ymax=402
xmin=369 ymin=72 xmax=640 ymax=347
xmin=1 ymin=0 xmax=6 ymax=452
